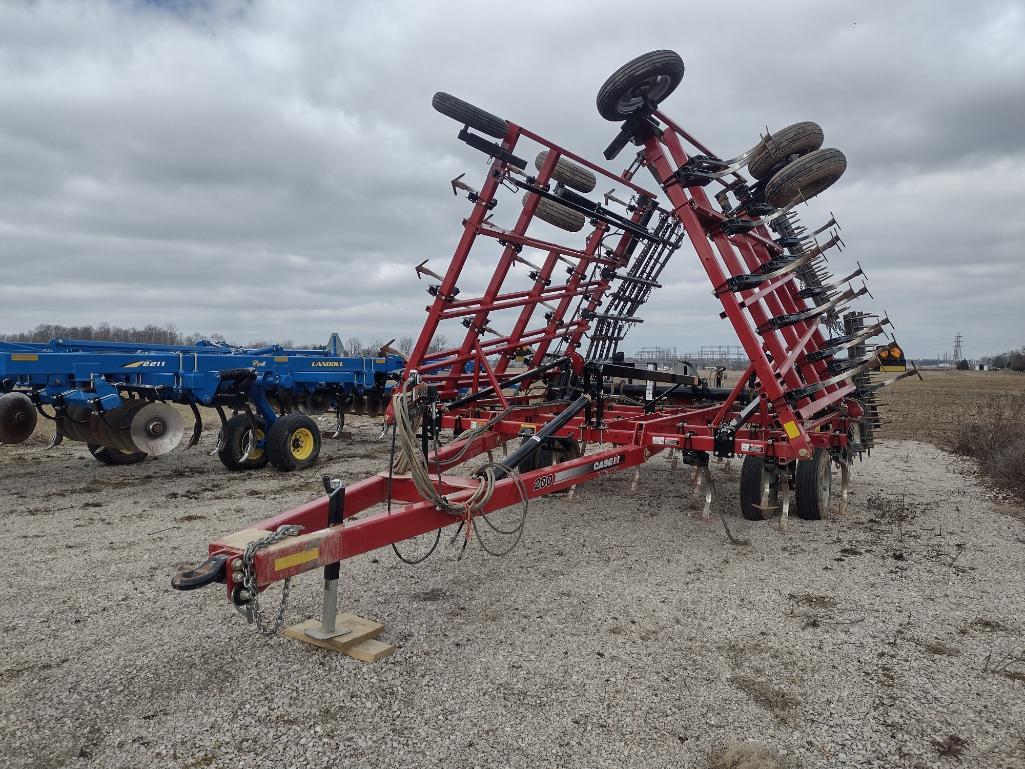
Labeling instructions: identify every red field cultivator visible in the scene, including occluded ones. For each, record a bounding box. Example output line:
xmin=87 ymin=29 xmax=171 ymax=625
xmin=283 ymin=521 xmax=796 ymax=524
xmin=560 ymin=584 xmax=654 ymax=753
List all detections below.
xmin=173 ymin=51 xmax=918 ymax=647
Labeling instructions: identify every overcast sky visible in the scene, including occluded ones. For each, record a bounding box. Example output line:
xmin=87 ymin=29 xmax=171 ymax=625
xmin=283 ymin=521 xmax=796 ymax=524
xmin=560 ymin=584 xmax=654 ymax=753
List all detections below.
xmin=0 ymin=0 xmax=1022 ymax=359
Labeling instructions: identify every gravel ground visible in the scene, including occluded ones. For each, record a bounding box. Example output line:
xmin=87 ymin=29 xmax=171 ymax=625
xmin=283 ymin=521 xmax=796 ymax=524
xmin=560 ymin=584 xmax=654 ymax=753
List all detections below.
xmin=2 ymin=417 xmax=1025 ymax=769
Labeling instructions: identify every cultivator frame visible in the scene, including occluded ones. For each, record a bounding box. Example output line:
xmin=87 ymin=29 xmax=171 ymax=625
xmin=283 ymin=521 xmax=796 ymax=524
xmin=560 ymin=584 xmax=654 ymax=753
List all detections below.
xmin=172 ymin=51 xmax=918 ymax=642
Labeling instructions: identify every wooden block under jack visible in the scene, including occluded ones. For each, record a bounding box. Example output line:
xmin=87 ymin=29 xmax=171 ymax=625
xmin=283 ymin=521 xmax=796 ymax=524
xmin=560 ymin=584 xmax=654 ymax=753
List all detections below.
xmin=282 ymin=613 xmax=394 ymax=662
xmin=345 ymin=638 xmax=395 ymax=663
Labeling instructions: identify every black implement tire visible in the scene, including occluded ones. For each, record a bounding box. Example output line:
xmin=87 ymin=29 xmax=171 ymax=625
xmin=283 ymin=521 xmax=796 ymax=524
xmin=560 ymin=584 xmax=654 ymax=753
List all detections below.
xmin=747 ymin=122 xmax=824 ymax=180
xmin=523 ymin=193 xmax=586 ymax=232
xmin=596 ymin=50 xmax=685 ymax=121
xmin=551 ymin=437 xmax=582 ymax=464
xmin=739 ymin=455 xmax=780 ymax=520
xmin=535 ymin=151 xmax=597 ymax=193
xmin=764 ymin=148 xmax=847 ymax=209
xmin=266 ymin=413 xmax=321 ymax=472
xmin=0 ymin=392 xmax=38 ymax=444
xmin=432 ymin=92 xmax=509 ymax=139
xmin=217 ymin=414 xmax=269 ymax=471
xmin=88 ymin=443 xmax=147 ymax=465
xmin=516 ymin=437 xmax=554 ymax=473
xmin=795 ymin=449 xmax=832 ymax=520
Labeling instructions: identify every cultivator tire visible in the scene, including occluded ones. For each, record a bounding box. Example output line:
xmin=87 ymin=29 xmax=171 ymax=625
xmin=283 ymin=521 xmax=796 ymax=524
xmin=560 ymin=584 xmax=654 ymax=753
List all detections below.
xmin=0 ymin=392 xmax=37 ymax=444
xmin=218 ymin=414 xmax=269 ymax=471
xmin=515 ymin=437 xmax=554 ymax=473
xmin=596 ymin=50 xmax=685 ymax=121
xmin=267 ymin=413 xmax=321 ymax=472
xmin=739 ymin=455 xmax=780 ymax=520
xmin=535 ymin=151 xmax=597 ymax=193
xmin=794 ymin=449 xmax=832 ymax=520
xmin=763 ymin=148 xmax=847 ymax=209
xmin=524 ymin=193 xmax=586 ymax=232
xmin=88 ymin=443 xmax=147 ymax=465
xmin=221 ymin=415 xmax=269 ymax=470
xmin=747 ymin=122 xmax=824 ymax=180
xmin=431 ymin=92 xmax=509 ymax=139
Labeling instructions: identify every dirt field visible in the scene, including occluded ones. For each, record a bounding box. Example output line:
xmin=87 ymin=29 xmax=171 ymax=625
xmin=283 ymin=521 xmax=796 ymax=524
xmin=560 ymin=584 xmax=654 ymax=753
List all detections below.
xmin=878 ymin=369 xmax=1025 ymax=444
xmin=2 ymin=380 xmax=1025 ymax=769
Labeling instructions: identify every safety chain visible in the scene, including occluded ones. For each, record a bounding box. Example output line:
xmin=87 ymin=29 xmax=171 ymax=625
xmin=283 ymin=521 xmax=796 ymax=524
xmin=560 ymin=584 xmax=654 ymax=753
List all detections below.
xmin=235 ymin=524 xmax=304 ymax=635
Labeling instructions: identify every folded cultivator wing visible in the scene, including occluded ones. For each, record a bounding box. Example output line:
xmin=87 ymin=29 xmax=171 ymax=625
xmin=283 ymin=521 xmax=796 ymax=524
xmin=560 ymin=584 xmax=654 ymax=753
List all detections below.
xmin=172 ymin=51 xmax=919 ymax=649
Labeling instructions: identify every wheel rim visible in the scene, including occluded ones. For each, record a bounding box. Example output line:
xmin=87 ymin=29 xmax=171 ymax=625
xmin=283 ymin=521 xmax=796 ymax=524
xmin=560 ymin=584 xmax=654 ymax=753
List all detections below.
xmin=616 ymin=75 xmax=674 ymax=115
xmin=816 ymin=455 xmax=832 ymax=514
xmin=289 ymin=427 xmax=315 ymax=461
xmin=243 ymin=427 xmax=265 ymax=461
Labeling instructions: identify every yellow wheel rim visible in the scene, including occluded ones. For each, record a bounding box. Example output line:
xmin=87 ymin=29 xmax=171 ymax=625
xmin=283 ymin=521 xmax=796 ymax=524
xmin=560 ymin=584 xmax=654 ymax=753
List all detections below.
xmin=244 ymin=428 xmax=265 ymax=461
xmin=290 ymin=427 xmax=315 ymax=461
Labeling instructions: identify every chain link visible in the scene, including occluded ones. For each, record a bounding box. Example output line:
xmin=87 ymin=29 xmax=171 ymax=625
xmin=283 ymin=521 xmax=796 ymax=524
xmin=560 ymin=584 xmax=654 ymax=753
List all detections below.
xmin=235 ymin=524 xmax=304 ymax=635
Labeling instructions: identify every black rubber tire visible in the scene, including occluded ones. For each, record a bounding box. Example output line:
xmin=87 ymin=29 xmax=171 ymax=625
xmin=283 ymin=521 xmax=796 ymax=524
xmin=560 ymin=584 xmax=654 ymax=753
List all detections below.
xmin=535 ymin=151 xmax=597 ymax=193
xmin=266 ymin=413 xmax=321 ymax=472
xmin=763 ymin=148 xmax=847 ymax=209
xmin=795 ymin=449 xmax=832 ymax=520
xmin=523 ymin=193 xmax=586 ymax=232
xmin=88 ymin=443 xmax=147 ymax=465
xmin=739 ymin=455 xmax=780 ymax=520
xmin=596 ymin=50 xmax=685 ymax=121
xmin=431 ymin=92 xmax=509 ymax=139
xmin=516 ymin=437 xmax=554 ymax=473
xmin=548 ymin=437 xmax=583 ymax=466
xmin=747 ymin=122 xmax=824 ymax=180
xmin=217 ymin=414 xmax=269 ymax=471
xmin=0 ymin=392 xmax=38 ymax=444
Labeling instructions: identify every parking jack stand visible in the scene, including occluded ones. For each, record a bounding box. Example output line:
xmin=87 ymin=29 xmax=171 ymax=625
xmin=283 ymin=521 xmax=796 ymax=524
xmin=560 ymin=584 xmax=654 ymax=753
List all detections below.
xmin=282 ymin=477 xmax=395 ymax=662
xmin=305 ymin=477 xmax=351 ymax=641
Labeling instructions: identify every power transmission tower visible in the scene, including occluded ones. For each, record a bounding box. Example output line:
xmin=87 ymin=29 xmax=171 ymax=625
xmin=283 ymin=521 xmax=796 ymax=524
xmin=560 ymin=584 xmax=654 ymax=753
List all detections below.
xmin=953 ymin=333 xmax=963 ymax=361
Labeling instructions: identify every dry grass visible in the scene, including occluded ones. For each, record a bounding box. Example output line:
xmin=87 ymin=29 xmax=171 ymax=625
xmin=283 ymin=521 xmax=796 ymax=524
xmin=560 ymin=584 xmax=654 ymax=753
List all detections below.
xmin=946 ymin=394 xmax=1025 ymax=499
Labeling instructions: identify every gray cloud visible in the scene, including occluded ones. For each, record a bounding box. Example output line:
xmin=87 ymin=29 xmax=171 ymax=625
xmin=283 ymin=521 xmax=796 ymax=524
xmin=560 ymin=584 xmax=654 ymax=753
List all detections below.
xmin=0 ymin=0 xmax=1022 ymax=358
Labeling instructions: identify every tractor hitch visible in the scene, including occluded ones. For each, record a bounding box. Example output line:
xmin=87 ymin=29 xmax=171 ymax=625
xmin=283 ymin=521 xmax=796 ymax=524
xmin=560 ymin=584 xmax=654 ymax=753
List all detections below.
xmin=171 ymin=553 xmax=229 ymax=591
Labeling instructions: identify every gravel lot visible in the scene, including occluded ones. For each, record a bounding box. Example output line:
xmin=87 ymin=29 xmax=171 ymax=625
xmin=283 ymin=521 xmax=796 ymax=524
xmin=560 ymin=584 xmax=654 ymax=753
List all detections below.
xmin=2 ymin=415 xmax=1024 ymax=769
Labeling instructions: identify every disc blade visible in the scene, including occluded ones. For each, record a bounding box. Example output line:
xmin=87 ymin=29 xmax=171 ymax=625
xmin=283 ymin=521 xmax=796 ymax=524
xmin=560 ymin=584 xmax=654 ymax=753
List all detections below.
xmin=60 ymin=405 xmax=94 ymax=443
xmin=129 ymin=402 xmax=184 ymax=456
xmin=297 ymin=393 xmax=330 ymax=416
xmin=0 ymin=392 xmax=38 ymax=444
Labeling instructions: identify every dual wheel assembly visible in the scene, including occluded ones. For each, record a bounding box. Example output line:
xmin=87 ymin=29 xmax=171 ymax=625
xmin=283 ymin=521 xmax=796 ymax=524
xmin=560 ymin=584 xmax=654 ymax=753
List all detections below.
xmin=739 ymin=450 xmax=843 ymax=522
xmin=217 ymin=413 xmax=321 ymax=472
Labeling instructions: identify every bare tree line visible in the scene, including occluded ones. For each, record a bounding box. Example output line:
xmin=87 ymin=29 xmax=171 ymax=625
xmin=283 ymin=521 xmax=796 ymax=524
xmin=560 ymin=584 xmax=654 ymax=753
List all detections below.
xmin=982 ymin=347 xmax=1025 ymax=372
xmin=0 ymin=323 xmax=448 ymax=357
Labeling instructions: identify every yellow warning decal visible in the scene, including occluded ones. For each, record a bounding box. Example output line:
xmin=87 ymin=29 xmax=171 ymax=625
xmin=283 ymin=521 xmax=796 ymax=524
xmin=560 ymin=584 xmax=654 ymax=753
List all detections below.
xmin=274 ymin=547 xmax=319 ymax=571
xmin=520 ymin=423 xmax=537 ymax=435
xmin=783 ymin=421 xmax=801 ymax=440
xmin=274 ymin=356 xmax=288 ymax=362
xmin=10 ymin=354 xmax=38 ymax=361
